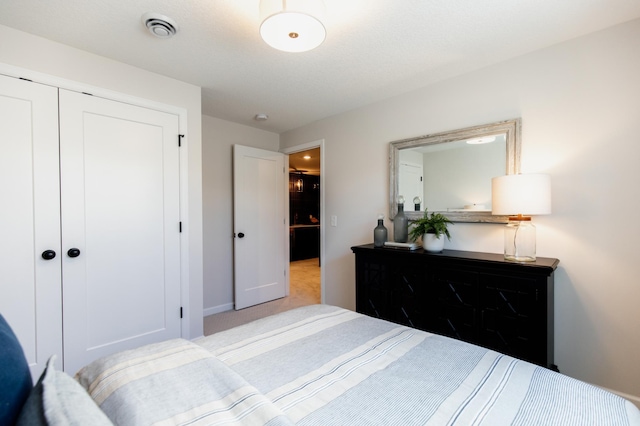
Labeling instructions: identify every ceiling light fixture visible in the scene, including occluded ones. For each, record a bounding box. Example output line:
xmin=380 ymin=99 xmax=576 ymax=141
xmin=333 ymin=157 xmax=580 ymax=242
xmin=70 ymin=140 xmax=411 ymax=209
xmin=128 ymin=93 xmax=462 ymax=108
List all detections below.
xmin=259 ymin=0 xmax=326 ymax=53
xmin=142 ymin=12 xmax=179 ymax=38
xmin=254 ymin=113 xmax=269 ymax=121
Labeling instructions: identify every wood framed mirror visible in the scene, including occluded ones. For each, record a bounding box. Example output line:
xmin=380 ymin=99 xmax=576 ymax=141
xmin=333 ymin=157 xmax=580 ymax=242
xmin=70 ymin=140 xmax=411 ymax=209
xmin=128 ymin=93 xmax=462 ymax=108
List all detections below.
xmin=389 ymin=118 xmax=521 ymax=223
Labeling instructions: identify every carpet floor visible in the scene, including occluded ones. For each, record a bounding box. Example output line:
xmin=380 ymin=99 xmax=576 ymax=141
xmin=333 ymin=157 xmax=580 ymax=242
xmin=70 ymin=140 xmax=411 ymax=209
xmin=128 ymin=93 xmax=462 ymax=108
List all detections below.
xmin=203 ymin=258 xmax=321 ymax=335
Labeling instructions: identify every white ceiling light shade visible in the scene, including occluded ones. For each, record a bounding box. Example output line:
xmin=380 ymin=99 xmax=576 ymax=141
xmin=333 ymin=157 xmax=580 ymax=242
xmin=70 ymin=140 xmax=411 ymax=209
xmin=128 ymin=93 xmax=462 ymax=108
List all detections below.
xmin=142 ymin=12 xmax=179 ymax=38
xmin=259 ymin=0 xmax=326 ymax=52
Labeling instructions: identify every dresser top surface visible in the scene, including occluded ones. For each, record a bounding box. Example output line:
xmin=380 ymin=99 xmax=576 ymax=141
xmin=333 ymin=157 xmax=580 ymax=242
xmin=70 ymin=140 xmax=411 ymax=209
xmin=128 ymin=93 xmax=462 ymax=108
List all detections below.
xmin=351 ymin=244 xmax=559 ymax=271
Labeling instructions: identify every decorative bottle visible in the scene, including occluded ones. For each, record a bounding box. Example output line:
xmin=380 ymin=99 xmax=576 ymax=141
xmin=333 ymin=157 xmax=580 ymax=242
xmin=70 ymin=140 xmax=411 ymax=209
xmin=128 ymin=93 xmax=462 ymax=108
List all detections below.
xmin=373 ymin=214 xmax=388 ymax=247
xmin=393 ymin=196 xmax=408 ymax=243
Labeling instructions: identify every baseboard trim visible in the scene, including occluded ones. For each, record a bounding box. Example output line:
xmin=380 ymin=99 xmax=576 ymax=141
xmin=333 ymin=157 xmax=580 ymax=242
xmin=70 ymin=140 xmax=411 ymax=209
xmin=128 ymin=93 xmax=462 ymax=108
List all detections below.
xmin=203 ymin=303 xmax=234 ymax=317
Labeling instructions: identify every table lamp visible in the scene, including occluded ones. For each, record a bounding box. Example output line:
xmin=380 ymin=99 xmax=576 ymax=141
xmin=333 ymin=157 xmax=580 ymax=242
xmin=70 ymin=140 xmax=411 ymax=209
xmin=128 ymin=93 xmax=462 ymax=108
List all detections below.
xmin=491 ymin=174 xmax=551 ymax=261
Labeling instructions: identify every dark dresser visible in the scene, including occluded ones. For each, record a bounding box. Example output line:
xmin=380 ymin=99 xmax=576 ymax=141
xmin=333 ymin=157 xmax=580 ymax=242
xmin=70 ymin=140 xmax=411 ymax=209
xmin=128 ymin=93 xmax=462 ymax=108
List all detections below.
xmin=352 ymin=244 xmax=559 ymax=369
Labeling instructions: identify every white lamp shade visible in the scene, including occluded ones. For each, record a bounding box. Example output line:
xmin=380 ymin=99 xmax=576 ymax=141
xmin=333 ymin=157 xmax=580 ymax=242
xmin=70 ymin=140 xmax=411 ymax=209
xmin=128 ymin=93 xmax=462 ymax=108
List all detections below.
xmin=491 ymin=174 xmax=551 ymax=216
xmin=260 ymin=0 xmax=326 ymax=52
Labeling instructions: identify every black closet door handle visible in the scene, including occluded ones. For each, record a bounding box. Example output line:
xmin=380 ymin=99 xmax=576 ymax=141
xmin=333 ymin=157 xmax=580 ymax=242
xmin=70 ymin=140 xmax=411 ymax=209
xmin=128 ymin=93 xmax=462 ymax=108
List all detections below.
xmin=67 ymin=248 xmax=81 ymax=258
xmin=41 ymin=250 xmax=56 ymax=260
xmin=238 ymin=232 xmax=245 ymax=238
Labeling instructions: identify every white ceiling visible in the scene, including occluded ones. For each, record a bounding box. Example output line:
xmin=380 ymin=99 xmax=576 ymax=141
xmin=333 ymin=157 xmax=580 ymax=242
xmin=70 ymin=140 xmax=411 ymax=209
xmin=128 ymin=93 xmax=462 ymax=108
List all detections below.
xmin=1 ymin=0 xmax=640 ymax=134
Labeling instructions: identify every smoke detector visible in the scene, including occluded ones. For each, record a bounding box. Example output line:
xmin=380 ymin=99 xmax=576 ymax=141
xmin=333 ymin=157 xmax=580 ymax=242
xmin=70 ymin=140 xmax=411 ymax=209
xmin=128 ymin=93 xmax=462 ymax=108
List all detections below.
xmin=142 ymin=12 xmax=179 ymax=38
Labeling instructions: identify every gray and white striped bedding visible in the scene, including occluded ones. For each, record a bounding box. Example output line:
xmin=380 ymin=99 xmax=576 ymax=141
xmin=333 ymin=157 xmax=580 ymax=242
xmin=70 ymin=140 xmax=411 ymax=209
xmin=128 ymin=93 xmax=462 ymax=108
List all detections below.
xmin=77 ymin=304 xmax=640 ymax=425
xmin=196 ymin=304 xmax=640 ymax=426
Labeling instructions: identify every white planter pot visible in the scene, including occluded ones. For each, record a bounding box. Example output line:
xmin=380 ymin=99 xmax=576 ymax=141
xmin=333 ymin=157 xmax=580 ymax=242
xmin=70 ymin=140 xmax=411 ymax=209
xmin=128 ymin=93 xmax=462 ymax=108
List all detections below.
xmin=422 ymin=233 xmax=444 ymax=252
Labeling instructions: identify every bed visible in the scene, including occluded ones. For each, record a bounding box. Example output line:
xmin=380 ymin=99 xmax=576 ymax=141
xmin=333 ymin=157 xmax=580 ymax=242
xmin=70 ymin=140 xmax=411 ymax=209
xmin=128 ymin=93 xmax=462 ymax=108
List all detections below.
xmin=3 ymin=305 xmax=640 ymax=425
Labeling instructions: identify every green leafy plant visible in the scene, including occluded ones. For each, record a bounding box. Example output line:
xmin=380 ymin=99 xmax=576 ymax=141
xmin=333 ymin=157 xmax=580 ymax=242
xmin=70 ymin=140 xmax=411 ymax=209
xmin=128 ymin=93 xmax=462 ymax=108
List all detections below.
xmin=409 ymin=209 xmax=453 ymax=241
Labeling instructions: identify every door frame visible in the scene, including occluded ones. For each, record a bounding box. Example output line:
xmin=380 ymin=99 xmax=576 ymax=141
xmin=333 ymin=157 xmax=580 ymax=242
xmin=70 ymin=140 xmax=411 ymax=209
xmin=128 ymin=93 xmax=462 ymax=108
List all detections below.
xmin=281 ymin=139 xmax=325 ymax=303
xmin=0 ymin=63 xmax=192 ymax=339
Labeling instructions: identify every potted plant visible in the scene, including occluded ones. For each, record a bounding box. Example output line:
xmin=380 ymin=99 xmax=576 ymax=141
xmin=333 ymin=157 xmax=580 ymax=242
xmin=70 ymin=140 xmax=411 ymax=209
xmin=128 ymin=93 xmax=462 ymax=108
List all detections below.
xmin=409 ymin=209 xmax=453 ymax=252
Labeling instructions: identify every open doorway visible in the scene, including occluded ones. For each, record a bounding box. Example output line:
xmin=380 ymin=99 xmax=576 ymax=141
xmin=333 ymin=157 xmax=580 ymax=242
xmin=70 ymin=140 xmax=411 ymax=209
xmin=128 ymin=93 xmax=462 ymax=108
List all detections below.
xmin=288 ymin=147 xmax=321 ymax=305
xmin=202 ymin=142 xmax=324 ymax=335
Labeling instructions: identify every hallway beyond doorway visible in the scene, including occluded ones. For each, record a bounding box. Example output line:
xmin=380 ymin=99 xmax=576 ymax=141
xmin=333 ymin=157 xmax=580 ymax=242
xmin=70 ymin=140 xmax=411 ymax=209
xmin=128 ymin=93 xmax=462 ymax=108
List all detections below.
xmin=203 ymin=258 xmax=320 ymax=335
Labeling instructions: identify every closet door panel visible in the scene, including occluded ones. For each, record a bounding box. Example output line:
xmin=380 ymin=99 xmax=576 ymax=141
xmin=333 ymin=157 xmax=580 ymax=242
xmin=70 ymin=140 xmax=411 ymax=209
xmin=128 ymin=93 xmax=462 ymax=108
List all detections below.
xmin=0 ymin=75 xmax=62 ymax=378
xmin=59 ymin=90 xmax=181 ymax=373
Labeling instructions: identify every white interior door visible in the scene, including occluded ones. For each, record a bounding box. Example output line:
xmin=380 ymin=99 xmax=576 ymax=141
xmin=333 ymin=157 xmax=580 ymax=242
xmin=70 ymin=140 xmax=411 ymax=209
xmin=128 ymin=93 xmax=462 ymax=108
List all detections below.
xmin=59 ymin=89 xmax=182 ymax=373
xmin=233 ymin=145 xmax=287 ymax=310
xmin=0 ymin=75 xmax=62 ymax=378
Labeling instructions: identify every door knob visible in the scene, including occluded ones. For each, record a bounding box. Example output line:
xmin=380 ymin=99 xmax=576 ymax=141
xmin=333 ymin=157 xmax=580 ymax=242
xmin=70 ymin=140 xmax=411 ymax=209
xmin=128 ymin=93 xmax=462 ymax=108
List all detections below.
xmin=41 ymin=250 xmax=56 ymax=260
xmin=67 ymin=248 xmax=81 ymax=258
xmin=238 ymin=233 xmax=245 ymax=238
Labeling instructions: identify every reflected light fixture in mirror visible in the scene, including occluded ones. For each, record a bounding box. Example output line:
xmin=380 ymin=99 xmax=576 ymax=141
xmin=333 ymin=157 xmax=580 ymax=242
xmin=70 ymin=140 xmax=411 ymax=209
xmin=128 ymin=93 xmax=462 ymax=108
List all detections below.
xmin=466 ymin=135 xmax=497 ymax=145
xmin=260 ymin=0 xmax=326 ymax=52
xmin=491 ymin=174 xmax=551 ymax=261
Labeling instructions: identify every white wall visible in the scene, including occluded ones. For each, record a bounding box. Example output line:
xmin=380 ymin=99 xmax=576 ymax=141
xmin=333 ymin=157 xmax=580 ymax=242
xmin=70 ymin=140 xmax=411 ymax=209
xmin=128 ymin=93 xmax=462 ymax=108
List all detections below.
xmin=280 ymin=19 xmax=640 ymax=404
xmin=422 ymin=141 xmax=504 ymax=210
xmin=201 ymin=115 xmax=279 ymax=315
xmin=0 ymin=25 xmax=204 ymax=338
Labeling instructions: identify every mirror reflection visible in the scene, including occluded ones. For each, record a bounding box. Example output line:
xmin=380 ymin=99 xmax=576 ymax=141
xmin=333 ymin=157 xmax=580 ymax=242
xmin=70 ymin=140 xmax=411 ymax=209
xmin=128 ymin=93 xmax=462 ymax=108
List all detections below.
xmin=399 ymin=135 xmax=505 ymax=212
xmin=390 ymin=119 xmax=521 ymax=223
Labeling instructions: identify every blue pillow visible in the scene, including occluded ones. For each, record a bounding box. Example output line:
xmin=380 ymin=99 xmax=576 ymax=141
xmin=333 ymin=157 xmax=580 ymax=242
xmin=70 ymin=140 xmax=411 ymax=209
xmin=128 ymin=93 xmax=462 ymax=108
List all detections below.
xmin=0 ymin=314 xmax=33 ymax=425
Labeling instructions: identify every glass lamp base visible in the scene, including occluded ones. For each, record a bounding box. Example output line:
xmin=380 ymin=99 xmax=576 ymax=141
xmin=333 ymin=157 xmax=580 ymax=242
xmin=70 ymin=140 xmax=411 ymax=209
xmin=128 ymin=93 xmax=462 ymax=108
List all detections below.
xmin=504 ymin=253 xmax=536 ymax=262
xmin=504 ymin=219 xmax=536 ymax=262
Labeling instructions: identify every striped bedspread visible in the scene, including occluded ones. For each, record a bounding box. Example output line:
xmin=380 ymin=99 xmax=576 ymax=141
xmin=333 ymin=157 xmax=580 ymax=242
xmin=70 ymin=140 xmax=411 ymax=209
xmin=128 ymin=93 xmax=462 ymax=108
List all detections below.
xmin=76 ymin=305 xmax=640 ymax=425
xmin=196 ymin=304 xmax=640 ymax=426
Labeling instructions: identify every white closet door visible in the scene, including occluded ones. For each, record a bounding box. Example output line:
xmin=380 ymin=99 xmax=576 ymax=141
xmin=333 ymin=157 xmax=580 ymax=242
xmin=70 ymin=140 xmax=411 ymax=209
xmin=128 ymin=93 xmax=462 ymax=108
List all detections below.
xmin=0 ymin=75 xmax=62 ymax=378
xmin=59 ymin=89 xmax=181 ymax=373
